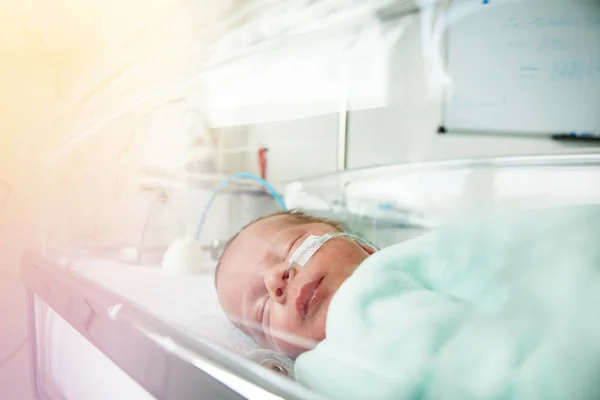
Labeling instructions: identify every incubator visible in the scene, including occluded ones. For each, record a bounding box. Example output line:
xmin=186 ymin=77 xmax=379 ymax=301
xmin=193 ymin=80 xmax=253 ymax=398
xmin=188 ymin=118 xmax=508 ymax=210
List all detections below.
xmin=22 ymin=0 xmax=600 ymax=399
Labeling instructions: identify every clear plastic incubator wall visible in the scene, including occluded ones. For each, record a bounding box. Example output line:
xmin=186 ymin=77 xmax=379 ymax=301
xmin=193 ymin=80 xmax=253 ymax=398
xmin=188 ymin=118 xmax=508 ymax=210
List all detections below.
xmin=26 ymin=0 xmax=600 ymax=400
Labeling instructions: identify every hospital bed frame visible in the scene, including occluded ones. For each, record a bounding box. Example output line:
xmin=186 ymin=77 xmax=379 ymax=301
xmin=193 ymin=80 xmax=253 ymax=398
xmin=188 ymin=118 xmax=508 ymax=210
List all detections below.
xmin=21 ymin=251 xmax=311 ymax=400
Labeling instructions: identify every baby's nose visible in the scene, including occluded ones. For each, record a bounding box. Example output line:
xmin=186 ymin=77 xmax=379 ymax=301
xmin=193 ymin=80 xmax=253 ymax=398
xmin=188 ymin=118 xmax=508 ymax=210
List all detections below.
xmin=265 ymin=266 xmax=292 ymax=302
xmin=283 ymin=266 xmax=298 ymax=281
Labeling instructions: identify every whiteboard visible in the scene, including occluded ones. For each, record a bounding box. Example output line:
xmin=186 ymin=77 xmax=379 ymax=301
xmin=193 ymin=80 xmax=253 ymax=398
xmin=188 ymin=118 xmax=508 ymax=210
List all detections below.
xmin=443 ymin=0 xmax=600 ymax=134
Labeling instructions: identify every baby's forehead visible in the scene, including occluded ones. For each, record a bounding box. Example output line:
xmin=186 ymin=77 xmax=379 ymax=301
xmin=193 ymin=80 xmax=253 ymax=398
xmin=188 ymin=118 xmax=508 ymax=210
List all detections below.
xmin=241 ymin=215 xmax=303 ymax=239
xmin=223 ymin=216 xmax=300 ymax=267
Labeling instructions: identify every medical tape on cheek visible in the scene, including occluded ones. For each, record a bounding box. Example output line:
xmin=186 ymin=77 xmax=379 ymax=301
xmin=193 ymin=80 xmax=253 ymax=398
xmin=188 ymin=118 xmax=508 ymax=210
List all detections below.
xmin=288 ymin=234 xmax=333 ymax=269
xmin=286 ymin=232 xmax=378 ymax=271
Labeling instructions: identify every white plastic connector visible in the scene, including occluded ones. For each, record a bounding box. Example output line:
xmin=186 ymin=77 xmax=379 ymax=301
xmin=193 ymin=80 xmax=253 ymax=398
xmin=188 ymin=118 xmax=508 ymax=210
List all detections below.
xmin=162 ymin=235 xmax=208 ymax=275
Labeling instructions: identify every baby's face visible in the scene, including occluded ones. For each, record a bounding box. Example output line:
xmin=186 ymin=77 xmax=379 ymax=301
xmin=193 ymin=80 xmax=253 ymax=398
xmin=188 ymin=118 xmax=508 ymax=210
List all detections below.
xmin=216 ymin=215 xmax=373 ymax=358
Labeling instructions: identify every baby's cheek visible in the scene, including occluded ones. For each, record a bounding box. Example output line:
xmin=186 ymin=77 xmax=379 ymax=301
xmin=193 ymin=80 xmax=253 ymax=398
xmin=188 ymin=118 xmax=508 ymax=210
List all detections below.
xmin=272 ymin=308 xmax=302 ymax=339
xmin=270 ymin=311 xmax=308 ymax=357
xmin=313 ymin=294 xmax=331 ymax=340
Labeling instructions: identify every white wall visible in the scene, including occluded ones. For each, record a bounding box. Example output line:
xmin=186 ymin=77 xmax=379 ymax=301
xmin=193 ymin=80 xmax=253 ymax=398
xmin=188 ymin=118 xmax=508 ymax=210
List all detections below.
xmin=240 ymin=13 xmax=599 ymax=182
xmin=244 ymin=115 xmax=339 ymax=182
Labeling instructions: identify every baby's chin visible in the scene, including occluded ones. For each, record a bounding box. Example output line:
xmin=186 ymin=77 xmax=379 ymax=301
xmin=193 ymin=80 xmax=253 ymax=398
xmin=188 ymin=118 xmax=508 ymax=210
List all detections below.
xmin=274 ymin=336 xmax=318 ymax=359
xmin=276 ymin=342 xmax=308 ymax=359
xmin=274 ymin=309 xmax=329 ymax=358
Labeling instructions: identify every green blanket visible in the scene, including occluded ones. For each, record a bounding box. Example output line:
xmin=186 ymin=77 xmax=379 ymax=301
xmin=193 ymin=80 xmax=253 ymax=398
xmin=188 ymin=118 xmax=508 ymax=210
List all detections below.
xmin=296 ymin=205 xmax=600 ymax=400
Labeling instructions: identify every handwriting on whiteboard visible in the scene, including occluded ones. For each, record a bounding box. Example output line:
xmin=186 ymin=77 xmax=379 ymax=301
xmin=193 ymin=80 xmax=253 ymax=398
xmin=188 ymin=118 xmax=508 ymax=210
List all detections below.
xmin=506 ymin=37 xmax=578 ymax=54
xmin=500 ymin=13 xmax=600 ymax=83
xmin=551 ymin=61 xmax=600 ymax=81
xmin=514 ymin=62 xmax=600 ymax=82
xmin=502 ymin=16 xmax=600 ymax=29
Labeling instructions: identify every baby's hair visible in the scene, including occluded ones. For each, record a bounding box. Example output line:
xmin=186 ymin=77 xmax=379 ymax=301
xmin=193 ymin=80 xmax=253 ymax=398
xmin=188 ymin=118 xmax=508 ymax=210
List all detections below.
xmin=214 ymin=210 xmax=344 ymax=287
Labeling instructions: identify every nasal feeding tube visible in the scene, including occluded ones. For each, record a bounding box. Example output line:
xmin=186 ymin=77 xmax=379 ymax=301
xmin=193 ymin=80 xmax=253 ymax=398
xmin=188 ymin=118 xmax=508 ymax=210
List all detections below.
xmin=286 ymin=232 xmax=379 ymax=273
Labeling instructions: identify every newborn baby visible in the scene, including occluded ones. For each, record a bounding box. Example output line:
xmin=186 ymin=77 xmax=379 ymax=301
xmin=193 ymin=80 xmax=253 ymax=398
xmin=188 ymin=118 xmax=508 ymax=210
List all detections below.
xmin=215 ymin=210 xmax=375 ymax=358
xmin=216 ymin=206 xmax=600 ymax=400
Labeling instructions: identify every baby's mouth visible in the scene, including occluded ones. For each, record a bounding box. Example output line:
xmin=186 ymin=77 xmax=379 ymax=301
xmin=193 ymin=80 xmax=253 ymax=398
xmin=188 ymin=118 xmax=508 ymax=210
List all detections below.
xmin=296 ymin=277 xmax=324 ymax=319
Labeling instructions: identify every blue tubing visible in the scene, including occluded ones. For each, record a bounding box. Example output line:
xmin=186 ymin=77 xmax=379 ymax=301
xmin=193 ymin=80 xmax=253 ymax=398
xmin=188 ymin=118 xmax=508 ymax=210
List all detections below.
xmin=195 ymin=173 xmax=287 ymax=241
